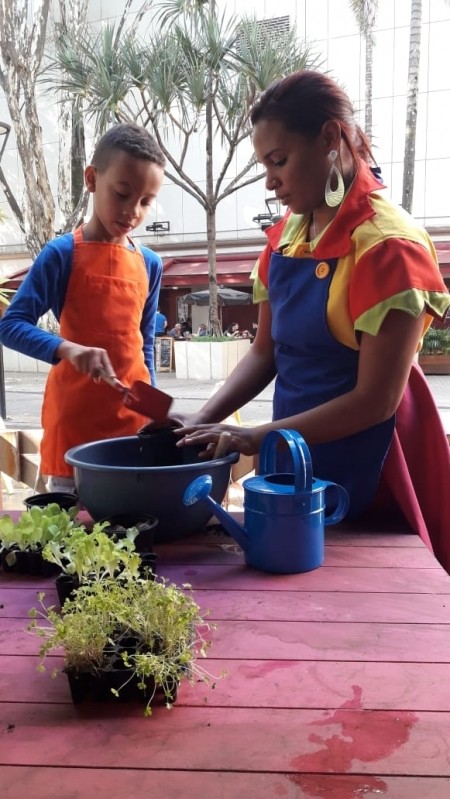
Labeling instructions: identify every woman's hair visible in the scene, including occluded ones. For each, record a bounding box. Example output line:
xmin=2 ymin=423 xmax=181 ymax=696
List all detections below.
xmin=250 ymin=70 xmax=373 ymax=164
xmin=92 ymin=122 xmax=166 ymax=171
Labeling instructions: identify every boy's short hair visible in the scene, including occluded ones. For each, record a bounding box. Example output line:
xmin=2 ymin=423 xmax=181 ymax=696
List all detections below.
xmin=91 ymin=123 xmax=166 ymax=171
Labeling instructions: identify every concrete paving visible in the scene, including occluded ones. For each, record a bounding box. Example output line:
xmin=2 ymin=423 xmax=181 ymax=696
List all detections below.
xmin=2 ymin=369 xmax=449 ymax=431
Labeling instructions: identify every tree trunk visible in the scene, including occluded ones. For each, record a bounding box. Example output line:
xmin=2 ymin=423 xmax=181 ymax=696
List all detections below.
xmin=365 ymin=32 xmax=373 ymax=139
xmin=402 ymin=0 xmax=422 ymax=214
xmin=205 ymin=0 xmax=220 ymax=336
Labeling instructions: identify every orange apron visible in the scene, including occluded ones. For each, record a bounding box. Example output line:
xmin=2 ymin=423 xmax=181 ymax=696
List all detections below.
xmin=41 ymin=228 xmax=151 ymax=477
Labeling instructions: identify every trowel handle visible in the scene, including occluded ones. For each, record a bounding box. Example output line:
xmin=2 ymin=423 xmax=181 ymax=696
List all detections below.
xmin=213 ymin=431 xmax=232 ymax=459
xmin=99 ymin=371 xmax=128 ymax=394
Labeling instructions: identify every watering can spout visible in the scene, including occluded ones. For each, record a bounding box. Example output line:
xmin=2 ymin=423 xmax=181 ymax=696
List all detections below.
xmin=183 ymin=475 xmax=249 ymax=551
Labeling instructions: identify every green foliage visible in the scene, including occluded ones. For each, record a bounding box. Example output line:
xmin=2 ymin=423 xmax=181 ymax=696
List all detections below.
xmin=190 ymin=335 xmax=230 ymax=341
xmin=42 ymin=522 xmax=141 ymax=583
xmin=0 ymin=276 xmax=15 ymax=308
xmin=28 ymin=575 xmax=216 ymax=716
xmin=420 ymin=326 xmax=450 ymax=355
xmin=0 ymin=504 xmax=78 ymax=566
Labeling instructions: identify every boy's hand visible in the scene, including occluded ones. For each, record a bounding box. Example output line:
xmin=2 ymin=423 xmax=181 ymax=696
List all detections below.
xmin=56 ymin=340 xmax=116 ymax=379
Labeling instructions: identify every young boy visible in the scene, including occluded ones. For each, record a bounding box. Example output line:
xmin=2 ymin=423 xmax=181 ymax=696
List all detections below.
xmin=0 ymin=123 xmax=165 ymax=491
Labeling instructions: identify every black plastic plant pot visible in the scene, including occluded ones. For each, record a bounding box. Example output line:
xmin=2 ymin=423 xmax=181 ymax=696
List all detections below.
xmin=0 ymin=546 xmax=22 ymax=572
xmin=65 ymin=667 xmax=178 ymax=706
xmin=55 ymin=573 xmax=80 ymax=606
xmin=0 ymin=545 xmax=59 ymax=576
xmin=24 ymin=492 xmax=79 ymax=513
xmin=26 ymin=547 xmax=61 ymax=577
xmin=138 ymin=551 xmax=157 ymax=579
xmin=100 ymin=514 xmax=159 ymax=553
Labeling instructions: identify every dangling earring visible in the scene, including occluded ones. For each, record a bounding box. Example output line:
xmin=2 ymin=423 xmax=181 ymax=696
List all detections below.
xmin=325 ymin=149 xmax=345 ymax=208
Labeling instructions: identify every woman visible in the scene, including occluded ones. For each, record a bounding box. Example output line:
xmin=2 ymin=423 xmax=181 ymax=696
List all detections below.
xmin=225 ymin=322 xmax=240 ymax=338
xmin=173 ymin=71 xmax=450 ymax=570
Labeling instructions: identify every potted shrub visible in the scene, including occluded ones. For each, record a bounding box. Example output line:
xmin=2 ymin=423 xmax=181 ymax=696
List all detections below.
xmin=174 ymin=335 xmax=251 ymax=380
xmin=28 ymin=575 xmax=215 ymax=715
xmin=418 ymin=325 xmax=450 ymax=374
xmin=0 ymin=503 xmax=78 ymax=575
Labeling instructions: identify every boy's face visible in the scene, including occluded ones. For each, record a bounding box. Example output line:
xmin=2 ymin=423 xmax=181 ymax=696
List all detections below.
xmin=85 ymin=150 xmax=164 ymax=244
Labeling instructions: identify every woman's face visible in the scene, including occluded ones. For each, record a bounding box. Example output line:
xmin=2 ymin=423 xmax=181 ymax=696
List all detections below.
xmin=252 ymin=118 xmax=330 ymax=216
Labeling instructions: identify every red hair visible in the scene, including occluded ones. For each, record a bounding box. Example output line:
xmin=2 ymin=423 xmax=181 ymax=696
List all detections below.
xmin=251 ymin=70 xmax=374 ymax=165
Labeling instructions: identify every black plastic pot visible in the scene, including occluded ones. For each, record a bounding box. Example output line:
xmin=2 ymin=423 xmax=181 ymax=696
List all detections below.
xmin=55 ymin=554 xmax=157 ymax=607
xmin=100 ymin=514 xmax=158 ymax=553
xmin=65 ymin=665 xmax=178 ymax=705
xmin=24 ymin=492 xmax=79 ymax=513
xmin=0 ymin=545 xmax=60 ymax=576
xmin=56 ymin=573 xmax=80 ymax=606
xmin=0 ymin=545 xmax=22 ymax=572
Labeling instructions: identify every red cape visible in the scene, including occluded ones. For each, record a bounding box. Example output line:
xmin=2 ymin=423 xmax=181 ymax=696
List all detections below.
xmin=381 ymin=363 xmax=450 ymax=574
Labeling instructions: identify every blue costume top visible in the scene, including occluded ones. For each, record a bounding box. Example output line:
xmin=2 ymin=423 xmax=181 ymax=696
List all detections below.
xmin=0 ymin=233 xmax=162 ymax=384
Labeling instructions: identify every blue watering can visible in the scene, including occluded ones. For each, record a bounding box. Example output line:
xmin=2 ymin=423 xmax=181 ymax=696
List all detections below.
xmin=183 ymin=429 xmax=349 ymax=574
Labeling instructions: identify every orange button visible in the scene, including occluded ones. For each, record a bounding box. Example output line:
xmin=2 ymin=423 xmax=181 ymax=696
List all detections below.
xmin=315 ymin=261 xmax=330 ymax=279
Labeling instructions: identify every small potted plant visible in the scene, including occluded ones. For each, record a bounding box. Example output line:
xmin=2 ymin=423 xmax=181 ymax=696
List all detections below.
xmin=42 ymin=522 xmax=148 ymax=604
xmin=28 ymin=575 xmax=216 ymax=715
xmin=0 ymin=503 xmax=79 ymax=575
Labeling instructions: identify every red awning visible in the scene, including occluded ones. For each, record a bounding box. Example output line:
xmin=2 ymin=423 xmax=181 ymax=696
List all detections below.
xmin=161 ymin=253 xmax=260 ymax=288
xmin=434 ymin=244 xmax=450 ymax=277
xmin=2 ymin=245 xmax=450 ymax=290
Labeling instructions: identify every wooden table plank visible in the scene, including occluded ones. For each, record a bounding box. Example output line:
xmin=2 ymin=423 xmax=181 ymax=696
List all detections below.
xmin=1 ymin=767 xmax=449 ymax=799
xmin=2 ymin=703 xmax=450 ymax=776
xmin=4 ymin=655 xmax=450 ymax=712
xmin=159 ymin=563 xmax=450 ymax=592
xmin=155 ymin=543 xmax=439 ymax=568
xmin=2 ymin=518 xmax=450 ymax=793
xmin=3 ymin=616 xmax=450 ymax=661
xmin=3 ymin=585 xmax=450 ymax=623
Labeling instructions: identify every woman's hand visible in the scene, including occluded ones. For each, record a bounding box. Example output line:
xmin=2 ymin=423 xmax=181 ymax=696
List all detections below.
xmin=175 ymin=423 xmax=261 ymax=458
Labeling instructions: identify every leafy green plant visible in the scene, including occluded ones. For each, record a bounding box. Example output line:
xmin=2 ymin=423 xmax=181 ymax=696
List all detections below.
xmin=28 ymin=576 xmax=217 ymax=716
xmin=0 ymin=504 xmax=78 ymax=567
xmin=420 ymin=326 xmax=450 ymax=355
xmin=42 ymin=522 xmax=142 ymax=584
xmin=0 ymin=275 xmax=15 ymax=309
xmin=190 ymin=335 xmax=234 ymax=342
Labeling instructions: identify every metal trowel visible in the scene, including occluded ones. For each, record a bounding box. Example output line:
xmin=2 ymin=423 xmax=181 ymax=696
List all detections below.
xmin=101 ymin=374 xmax=173 ymax=423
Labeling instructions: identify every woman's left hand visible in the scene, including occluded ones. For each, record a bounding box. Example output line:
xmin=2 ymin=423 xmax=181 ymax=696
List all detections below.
xmin=175 ymin=423 xmax=260 ymax=458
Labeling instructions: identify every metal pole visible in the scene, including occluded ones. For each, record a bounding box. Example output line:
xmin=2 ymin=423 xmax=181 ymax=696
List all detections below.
xmin=0 ymin=122 xmax=11 ymax=421
xmin=0 ymin=345 xmax=6 ymax=420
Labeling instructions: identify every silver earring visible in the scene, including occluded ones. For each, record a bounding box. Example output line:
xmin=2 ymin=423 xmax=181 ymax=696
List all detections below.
xmin=325 ymin=149 xmax=345 ymax=208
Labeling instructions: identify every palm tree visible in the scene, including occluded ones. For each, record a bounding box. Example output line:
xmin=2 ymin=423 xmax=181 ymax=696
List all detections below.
xmin=402 ymin=0 xmax=422 ymax=213
xmin=51 ymin=0 xmax=318 ymax=333
xmin=349 ymin=0 xmax=379 ymax=140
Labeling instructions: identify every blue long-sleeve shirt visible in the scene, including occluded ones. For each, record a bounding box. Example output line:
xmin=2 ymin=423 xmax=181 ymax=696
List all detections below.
xmin=0 ymin=233 xmax=163 ymax=385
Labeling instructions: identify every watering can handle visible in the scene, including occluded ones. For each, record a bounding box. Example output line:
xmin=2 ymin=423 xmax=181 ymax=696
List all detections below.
xmin=259 ymin=429 xmax=313 ymax=492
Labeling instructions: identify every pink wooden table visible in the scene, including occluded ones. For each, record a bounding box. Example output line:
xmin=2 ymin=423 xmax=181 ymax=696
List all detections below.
xmin=1 ymin=513 xmax=450 ymax=798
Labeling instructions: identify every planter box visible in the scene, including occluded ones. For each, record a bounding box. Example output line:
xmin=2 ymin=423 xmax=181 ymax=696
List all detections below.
xmin=418 ymin=354 xmax=450 ymax=375
xmin=65 ymin=660 xmax=177 ymax=705
xmin=174 ymin=339 xmax=251 ymax=380
xmin=2 ymin=345 xmax=50 ymax=373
